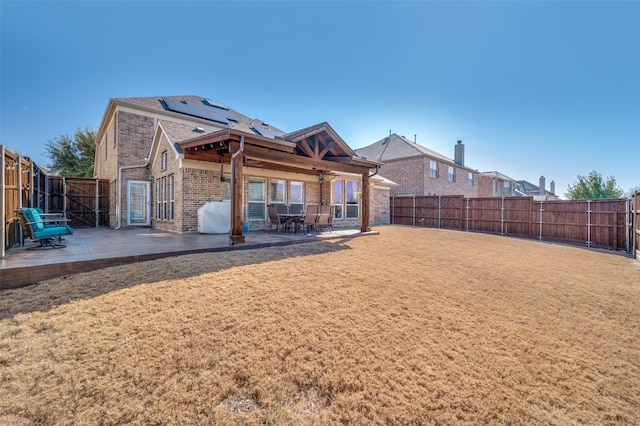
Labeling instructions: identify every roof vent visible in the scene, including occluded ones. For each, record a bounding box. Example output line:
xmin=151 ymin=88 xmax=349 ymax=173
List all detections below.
xmin=193 ymin=127 xmax=205 ymax=133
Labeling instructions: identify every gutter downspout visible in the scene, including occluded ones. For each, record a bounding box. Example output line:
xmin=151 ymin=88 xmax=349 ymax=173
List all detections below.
xmin=116 ymin=158 xmax=149 ymax=230
xmin=229 ymin=135 xmax=245 ymax=243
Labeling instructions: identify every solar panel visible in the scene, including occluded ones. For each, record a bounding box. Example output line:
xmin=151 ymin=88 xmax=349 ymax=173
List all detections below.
xmin=162 ymin=98 xmax=229 ymax=125
xmin=203 ymin=98 xmax=229 ymax=110
xmin=252 ymin=126 xmax=285 ymax=139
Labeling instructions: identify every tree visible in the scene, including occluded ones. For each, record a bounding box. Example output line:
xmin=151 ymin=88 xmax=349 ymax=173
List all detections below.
xmin=45 ymin=126 xmax=96 ymax=177
xmin=565 ymin=170 xmax=624 ymax=200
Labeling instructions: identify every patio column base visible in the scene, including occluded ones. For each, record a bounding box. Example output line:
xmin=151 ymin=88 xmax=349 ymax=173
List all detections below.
xmin=230 ymin=234 xmax=245 ymax=244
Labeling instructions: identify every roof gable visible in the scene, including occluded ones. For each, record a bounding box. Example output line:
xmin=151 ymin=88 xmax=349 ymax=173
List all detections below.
xmin=281 ymin=122 xmax=358 ymax=162
xmin=355 ymin=134 xmax=453 ymax=163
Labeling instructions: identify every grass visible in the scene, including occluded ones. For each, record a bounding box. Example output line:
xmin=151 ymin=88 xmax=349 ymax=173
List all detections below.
xmin=1 ymin=226 xmax=639 ymax=425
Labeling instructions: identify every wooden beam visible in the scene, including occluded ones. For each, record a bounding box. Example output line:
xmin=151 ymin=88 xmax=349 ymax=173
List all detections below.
xmin=297 ymin=138 xmax=315 ymax=158
xmin=313 ymin=134 xmax=320 ymax=158
xmin=230 ymin=148 xmax=245 ymax=244
xmin=242 ymin=144 xmax=370 ymax=174
xmin=318 ymin=141 xmax=335 ymax=160
xmin=184 ymin=151 xmax=224 ymax=162
xmin=361 ymin=171 xmax=371 ymax=232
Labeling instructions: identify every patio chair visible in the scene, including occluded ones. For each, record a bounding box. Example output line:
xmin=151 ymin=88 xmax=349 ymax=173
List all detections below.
xmin=302 ymin=205 xmax=319 ymax=233
xmin=15 ymin=207 xmax=74 ymax=249
xmin=316 ymin=212 xmax=332 ymax=233
xmin=268 ymin=205 xmax=287 ymax=233
xmin=35 ymin=207 xmax=69 ymax=227
xmin=318 ymin=205 xmax=333 ymax=232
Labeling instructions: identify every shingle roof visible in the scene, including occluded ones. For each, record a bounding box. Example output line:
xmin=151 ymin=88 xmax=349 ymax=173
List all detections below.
xmin=481 ymin=171 xmax=516 ymax=181
xmin=113 ymin=95 xmax=285 ymax=137
xmin=355 ymin=134 xmax=454 ymax=164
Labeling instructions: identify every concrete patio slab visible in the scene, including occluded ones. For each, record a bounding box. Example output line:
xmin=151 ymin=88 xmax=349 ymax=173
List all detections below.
xmin=1 ymin=227 xmax=377 ymax=289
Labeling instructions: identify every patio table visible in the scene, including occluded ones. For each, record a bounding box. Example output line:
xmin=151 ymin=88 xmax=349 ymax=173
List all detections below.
xmin=277 ymin=213 xmax=305 ymax=232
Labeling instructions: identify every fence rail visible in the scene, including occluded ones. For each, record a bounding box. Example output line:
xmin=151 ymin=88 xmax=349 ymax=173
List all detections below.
xmin=392 ymin=195 xmax=631 ymax=253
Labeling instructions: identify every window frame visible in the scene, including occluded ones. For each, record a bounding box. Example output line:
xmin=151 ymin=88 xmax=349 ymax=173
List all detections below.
xmin=269 ymin=179 xmax=287 ymax=205
xmin=290 ymin=181 xmax=304 ymax=209
xmin=248 ymin=178 xmax=266 ymax=221
xmin=332 ymin=178 xmax=360 ymax=220
xmin=429 ymin=160 xmax=438 ymax=179
xmin=161 ymin=151 xmax=168 ymax=171
xmin=448 ymin=166 xmax=455 ymax=182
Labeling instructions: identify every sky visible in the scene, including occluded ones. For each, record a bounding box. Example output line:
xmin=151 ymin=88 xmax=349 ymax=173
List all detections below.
xmin=1 ymin=1 xmax=639 ymax=197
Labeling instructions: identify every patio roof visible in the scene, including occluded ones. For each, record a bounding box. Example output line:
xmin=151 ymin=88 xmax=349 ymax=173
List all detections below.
xmin=178 ymin=122 xmax=381 ymax=176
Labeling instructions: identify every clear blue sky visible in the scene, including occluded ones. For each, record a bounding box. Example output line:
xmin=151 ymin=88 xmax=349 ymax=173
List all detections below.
xmin=2 ymin=1 xmax=639 ymax=196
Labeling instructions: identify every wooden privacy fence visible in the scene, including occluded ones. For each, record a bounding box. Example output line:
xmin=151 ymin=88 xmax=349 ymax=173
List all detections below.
xmin=391 ymin=195 xmax=632 ymax=253
xmin=633 ymin=190 xmax=640 ymax=257
xmin=2 ymin=145 xmax=109 ymax=255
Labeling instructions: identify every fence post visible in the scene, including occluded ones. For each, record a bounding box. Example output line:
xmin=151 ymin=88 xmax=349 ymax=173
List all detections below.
xmin=465 ymin=198 xmax=469 ymax=231
xmin=95 ymin=178 xmax=99 ymax=228
xmin=528 ymin=197 xmax=534 ymax=239
xmin=63 ymin=177 xmax=67 ymax=216
xmin=412 ymin=195 xmax=416 ymax=227
xmin=587 ymin=200 xmax=592 ymax=248
xmin=438 ymin=195 xmax=442 ymax=229
xmin=391 ymin=196 xmax=395 ymax=225
xmin=539 ymin=201 xmax=544 ymax=241
xmin=501 ymin=197 xmax=505 ymax=236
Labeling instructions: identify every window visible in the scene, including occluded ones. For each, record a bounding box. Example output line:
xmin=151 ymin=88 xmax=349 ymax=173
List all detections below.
xmin=430 ymin=160 xmax=438 ymax=178
xmin=290 ymin=181 xmax=304 ymax=210
xmin=156 ymin=174 xmax=174 ymax=220
xmin=448 ymin=166 xmax=455 ymax=182
xmin=248 ymin=179 xmax=266 ymax=220
xmin=161 ymin=151 xmax=167 ymax=171
xmin=468 ymin=172 xmax=474 ymax=186
xmin=221 ymin=174 xmax=231 ymax=200
xmin=162 ymin=177 xmax=167 ymax=219
xmin=503 ymin=181 xmax=511 ymax=195
xmin=270 ymin=179 xmax=286 ymax=204
xmin=156 ymin=179 xmax=161 ymax=219
xmin=333 ymin=178 xmax=359 ymax=220
xmin=333 ymin=179 xmax=344 ymax=219
xmin=168 ymin=174 xmax=174 ymax=220
xmin=346 ymin=181 xmax=360 ymax=218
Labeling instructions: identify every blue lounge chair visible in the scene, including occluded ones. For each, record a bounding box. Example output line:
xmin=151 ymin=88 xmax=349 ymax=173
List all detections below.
xmin=15 ymin=208 xmax=74 ymax=249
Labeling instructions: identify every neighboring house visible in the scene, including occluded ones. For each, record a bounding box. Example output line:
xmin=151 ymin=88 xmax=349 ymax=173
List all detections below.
xmin=477 ymin=171 xmax=517 ymax=197
xmin=355 ymin=135 xmax=478 ymax=197
xmin=516 ymin=176 xmax=559 ymax=200
xmin=94 ymin=95 xmax=391 ymax=242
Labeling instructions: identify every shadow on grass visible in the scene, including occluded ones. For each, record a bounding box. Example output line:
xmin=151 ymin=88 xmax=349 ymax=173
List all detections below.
xmin=0 ymin=237 xmax=355 ymax=320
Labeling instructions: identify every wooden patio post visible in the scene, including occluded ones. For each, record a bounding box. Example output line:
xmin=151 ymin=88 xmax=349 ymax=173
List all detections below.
xmin=361 ymin=171 xmax=370 ymax=232
xmin=230 ymin=145 xmax=245 ymax=244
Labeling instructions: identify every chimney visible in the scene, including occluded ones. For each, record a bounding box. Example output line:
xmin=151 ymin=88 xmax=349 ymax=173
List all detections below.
xmin=550 ymin=180 xmax=555 ymax=195
xmin=454 ymin=140 xmax=464 ymax=166
xmin=414 ymin=134 xmax=417 ymax=144
xmin=539 ymin=176 xmax=546 ymax=196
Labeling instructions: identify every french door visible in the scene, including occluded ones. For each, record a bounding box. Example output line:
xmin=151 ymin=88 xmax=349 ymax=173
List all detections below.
xmin=127 ymin=180 xmax=150 ymax=226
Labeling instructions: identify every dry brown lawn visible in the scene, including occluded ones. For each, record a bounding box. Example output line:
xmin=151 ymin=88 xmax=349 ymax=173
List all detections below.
xmin=1 ymin=226 xmax=639 ymax=425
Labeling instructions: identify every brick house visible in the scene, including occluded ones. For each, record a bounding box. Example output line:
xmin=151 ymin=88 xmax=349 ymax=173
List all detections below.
xmin=355 ymin=134 xmax=478 ymax=197
xmin=516 ymin=176 xmax=559 ymax=200
xmin=94 ymin=96 xmax=392 ymax=241
xmin=476 ymin=171 xmax=518 ymax=197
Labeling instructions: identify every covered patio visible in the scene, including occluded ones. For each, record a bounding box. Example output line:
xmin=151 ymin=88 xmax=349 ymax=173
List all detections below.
xmin=1 ymin=226 xmax=375 ymax=290
xmin=178 ymin=122 xmax=381 ymax=243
